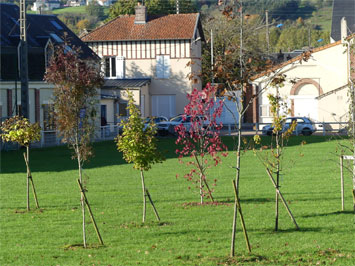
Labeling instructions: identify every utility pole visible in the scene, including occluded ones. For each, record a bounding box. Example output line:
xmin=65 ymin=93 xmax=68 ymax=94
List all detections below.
xmin=266 ymin=10 xmax=270 ymax=54
xmin=211 ymin=29 xmax=214 ymax=84
xmin=19 ymin=0 xmax=29 ymax=119
xmin=308 ymin=26 xmax=311 ymax=48
xmin=176 ymin=0 xmax=179 ymax=14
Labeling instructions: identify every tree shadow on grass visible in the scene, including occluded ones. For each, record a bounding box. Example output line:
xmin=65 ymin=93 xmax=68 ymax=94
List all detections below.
xmin=0 ymin=138 xmax=179 ymax=174
xmin=256 ymin=227 xmax=323 ymax=234
xmin=1 ymin=135 xmax=339 ymax=174
xmin=301 ymin=210 xmax=354 ymax=218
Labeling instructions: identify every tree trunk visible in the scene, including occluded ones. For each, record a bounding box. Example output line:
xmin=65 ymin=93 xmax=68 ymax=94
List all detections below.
xmin=141 ymin=170 xmax=146 ymax=223
xmin=26 ymin=146 xmax=30 ymax=211
xmin=78 ymin=156 xmax=86 ymax=248
xmin=235 ymin=109 xmax=243 ymax=194
xmin=275 ymin=147 xmax=280 ymax=231
xmin=199 ymin=173 xmax=203 ymax=204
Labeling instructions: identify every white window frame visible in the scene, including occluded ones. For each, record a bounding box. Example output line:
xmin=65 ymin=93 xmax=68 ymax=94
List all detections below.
xmin=259 ymin=104 xmax=271 ymax=117
xmin=103 ymin=56 xmax=125 ymax=79
xmin=156 ymin=55 xmax=170 ymax=79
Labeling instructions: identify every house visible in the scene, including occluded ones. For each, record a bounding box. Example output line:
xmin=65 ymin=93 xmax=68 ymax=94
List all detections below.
xmin=0 ymin=3 xmax=97 ymax=131
xmin=31 ymin=0 xmax=61 ymax=12
xmin=251 ymin=22 xmax=354 ymax=128
xmin=331 ymin=0 xmax=355 ymax=42
xmin=81 ymin=4 xmax=204 ymax=125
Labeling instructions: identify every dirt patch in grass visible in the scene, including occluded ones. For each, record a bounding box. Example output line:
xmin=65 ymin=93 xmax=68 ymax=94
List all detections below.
xmin=63 ymin=243 xmax=103 ymax=250
xmin=120 ymin=221 xmax=171 ymax=229
xmin=182 ymin=201 xmax=232 ymax=208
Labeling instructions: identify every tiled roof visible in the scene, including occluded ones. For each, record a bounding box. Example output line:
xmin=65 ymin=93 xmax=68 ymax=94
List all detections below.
xmin=103 ymin=78 xmax=151 ymax=89
xmin=251 ymin=40 xmax=346 ymax=81
xmin=81 ymin=13 xmax=200 ymax=42
xmin=0 ymin=3 xmax=96 ymax=59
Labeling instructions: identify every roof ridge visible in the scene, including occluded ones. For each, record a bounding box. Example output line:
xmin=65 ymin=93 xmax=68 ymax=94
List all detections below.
xmin=81 ymin=16 xmax=121 ymax=40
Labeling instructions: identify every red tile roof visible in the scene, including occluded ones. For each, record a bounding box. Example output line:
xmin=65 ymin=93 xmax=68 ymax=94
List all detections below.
xmin=81 ymin=13 xmax=199 ymax=42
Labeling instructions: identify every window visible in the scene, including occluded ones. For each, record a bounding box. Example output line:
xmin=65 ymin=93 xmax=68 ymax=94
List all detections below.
xmin=259 ymin=105 xmax=270 ymax=117
xmin=118 ymin=102 xmax=128 ymax=117
xmin=49 ymin=33 xmax=63 ymax=43
xmin=104 ymin=57 xmax=125 ymax=79
xmin=50 ymin=20 xmax=63 ymax=30
xmin=156 ymin=55 xmax=170 ymax=79
xmin=43 ymin=104 xmax=55 ymax=130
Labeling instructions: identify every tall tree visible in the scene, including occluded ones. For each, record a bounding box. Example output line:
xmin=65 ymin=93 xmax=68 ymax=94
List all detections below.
xmin=44 ymin=43 xmax=104 ymax=248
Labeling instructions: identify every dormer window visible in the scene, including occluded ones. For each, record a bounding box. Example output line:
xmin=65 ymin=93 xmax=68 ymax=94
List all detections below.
xmin=104 ymin=56 xmax=125 ymax=79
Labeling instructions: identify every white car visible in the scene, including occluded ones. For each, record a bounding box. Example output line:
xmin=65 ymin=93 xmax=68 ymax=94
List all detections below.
xmin=156 ymin=115 xmax=206 ymax=136
xmin=143 ymin=116 xmax=168 ymax=131
xmin=262 ymin=117 xmax=317 ymax=136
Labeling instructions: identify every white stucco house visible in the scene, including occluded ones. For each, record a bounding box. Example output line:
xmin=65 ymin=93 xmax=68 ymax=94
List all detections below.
xmin=251 ymin=30 xmax=354 ymax=129
xmin=81 ymin=4 xmax=204 ymax=125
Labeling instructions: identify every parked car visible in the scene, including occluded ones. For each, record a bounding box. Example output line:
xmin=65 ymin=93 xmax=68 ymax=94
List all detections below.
xmin=262 ymin=117 xmax=316 ymax=136
xmin=156 ymin=115 xmax=206 ymax=136
xmin=143 ymin=116 xmax=168 ymax=131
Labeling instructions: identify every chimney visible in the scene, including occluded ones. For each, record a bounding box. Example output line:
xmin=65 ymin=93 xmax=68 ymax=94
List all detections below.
xmin=341 ymin=17 xmax=348 ymax=42
xmin=135 ymin=3 xmax=147 ymax=24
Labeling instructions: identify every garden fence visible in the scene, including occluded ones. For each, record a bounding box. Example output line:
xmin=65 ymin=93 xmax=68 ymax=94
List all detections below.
xmin=0 ymin=122 xmax=349 ymax=151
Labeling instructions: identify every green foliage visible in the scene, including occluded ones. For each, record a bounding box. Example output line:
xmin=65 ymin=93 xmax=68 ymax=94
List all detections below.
xmin=86 ymin=1 xmax=105 ymax=19
xmin=44 ymin=43 xmax=104 ymax=164
xmin=0 ymin=116 xmax=41 ymax=147
xmin=108 ymin=0 xmax=196 ymax=20
xmin=116 ymin=92 xmax=164 ymax=171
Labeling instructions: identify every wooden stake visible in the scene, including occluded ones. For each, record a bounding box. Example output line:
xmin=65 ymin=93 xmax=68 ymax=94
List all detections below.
xmin=230 ymin=195 xmax=237 ymax=257
xmin=77 ymin=179 xmax=104 ymax=245
xmin=233 ymin=180 xmax=251 ymax=253
xmin=145 ymin=189 xmax=160 ymax=221
xmin=266 ymin=169 xmax=299 ymax=230
xmin=23 ymin=152 xmax=39 ymax=209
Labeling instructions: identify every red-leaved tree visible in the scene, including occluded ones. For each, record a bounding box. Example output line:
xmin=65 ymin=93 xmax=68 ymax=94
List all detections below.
xmin=45 ymin=43 xmax=104 ymax=248
xmin=176 ymin=84 xmax=228 ymax=203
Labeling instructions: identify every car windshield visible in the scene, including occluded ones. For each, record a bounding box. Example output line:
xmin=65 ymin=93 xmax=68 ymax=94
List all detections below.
xmin=170 ymin=116 xmax=183 ymax=122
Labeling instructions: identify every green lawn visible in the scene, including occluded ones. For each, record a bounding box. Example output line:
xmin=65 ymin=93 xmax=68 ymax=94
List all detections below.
xmin=1 ymin=136 xmax=354 ymax=265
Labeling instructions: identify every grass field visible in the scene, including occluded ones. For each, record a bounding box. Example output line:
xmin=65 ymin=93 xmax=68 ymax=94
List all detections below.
xmin=1 ymin=136 xmax=354 ymax=265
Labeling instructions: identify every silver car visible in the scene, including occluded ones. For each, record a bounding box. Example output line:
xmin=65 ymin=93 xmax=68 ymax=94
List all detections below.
xmin=156 ymin=115 xmax=207 ymax=136
xmin=262 ymin=117 xmax=316 ymax=136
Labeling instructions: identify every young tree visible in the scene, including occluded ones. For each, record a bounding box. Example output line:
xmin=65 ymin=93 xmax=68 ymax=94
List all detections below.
xmin=0 ymin=116 xmax=41 ymax=211
xmin=116 ymin=92 xmax=164 ymax=223
xmin=175 ymin=84 xmax=228 ymax=203
xmin=44 ymin=43 xmax=104 ymax=248
xmin=256 ymin=86 xmax=299 ymax=231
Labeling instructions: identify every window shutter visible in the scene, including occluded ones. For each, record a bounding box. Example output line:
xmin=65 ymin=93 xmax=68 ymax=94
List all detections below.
xmin=163 ymin=55 xmax=170 ymax=78
xmin=116 ymin=56 xmax=125 ymax=78
xmin=156 ymin=55 xmax=164 ymax=78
